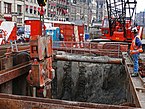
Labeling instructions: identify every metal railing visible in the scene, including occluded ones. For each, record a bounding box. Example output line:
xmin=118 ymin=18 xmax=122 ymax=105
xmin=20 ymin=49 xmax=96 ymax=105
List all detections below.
xmin=53 ymin=41 xmax=122 ymax=58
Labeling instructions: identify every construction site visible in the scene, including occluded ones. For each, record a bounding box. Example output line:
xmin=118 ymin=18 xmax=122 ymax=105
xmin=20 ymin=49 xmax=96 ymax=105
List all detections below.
xmin=0 ymin=0 xmax=145 ymax=109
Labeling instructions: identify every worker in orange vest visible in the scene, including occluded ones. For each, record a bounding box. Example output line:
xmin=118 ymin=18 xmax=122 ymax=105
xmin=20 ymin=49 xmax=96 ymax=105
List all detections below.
xmin=130 ymin=27 xmax=143 ymax=77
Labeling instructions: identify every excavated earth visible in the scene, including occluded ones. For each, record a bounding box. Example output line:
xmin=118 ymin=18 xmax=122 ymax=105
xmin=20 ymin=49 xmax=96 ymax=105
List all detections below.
xmin=52 ymin=56 xmax=130 ymax=105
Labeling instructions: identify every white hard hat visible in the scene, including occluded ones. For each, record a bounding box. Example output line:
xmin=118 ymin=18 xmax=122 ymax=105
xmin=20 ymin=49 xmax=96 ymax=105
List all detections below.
xmin=131 ymin=27 xmax=138 ymax=33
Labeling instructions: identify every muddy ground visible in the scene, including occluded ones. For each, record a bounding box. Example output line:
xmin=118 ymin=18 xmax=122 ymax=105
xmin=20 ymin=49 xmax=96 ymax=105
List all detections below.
xmin=52 ymin=60 xmax=130 ymax=105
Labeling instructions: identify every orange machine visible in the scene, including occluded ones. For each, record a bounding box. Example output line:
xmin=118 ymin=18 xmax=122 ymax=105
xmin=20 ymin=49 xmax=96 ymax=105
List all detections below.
xmin=28 ymin=36 xmax=53 ymax=85
xmin=27 ymin=20 xmax=54 ymax=97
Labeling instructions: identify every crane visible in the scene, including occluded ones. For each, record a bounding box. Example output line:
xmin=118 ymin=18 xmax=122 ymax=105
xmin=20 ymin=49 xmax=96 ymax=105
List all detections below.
xmin=101 ymin=0 xmax=143 ymax=42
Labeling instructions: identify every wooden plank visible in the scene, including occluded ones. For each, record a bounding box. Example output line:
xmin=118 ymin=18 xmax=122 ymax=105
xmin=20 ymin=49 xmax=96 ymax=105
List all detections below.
xmin=0 ymin=93 xmax=130 ymax=109
xmin=0 ymin=62 xmax=31 ymax=84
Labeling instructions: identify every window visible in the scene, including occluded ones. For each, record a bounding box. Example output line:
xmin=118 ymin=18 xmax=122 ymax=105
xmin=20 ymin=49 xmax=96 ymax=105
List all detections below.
xmin=17 ymin=5 xmax=22 ymax=14
xmin=26 ymin=5 xmax=28 ymax=13
xmin=102 ymin=18 xmax=109 ymax=28
xmin=0 ymin=1 xmax=1 ymax=13
xmin=73 ymin=0 xmax=77 ymax=4
xmin=45 ymin=9 xmax=46 ymax=14
xmin=30 ymin=6 xmax=33 ymax=14
xmin=38 ymin=8 xmax=40 ymax=15
xmin=48 ymin=4 xmax=50 ymax=8
xmin=34 ymin=0 xmax=37 ymax=3
xmin=34 ymin=7 xmax=36 ymax=14
xmin=17 ymin=18 xmax=22 ymax=23
xmin=4 ymin=2 xmax=11 ymax=14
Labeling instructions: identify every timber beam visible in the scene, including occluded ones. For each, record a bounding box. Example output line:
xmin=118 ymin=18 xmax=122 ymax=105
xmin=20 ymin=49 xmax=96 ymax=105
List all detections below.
xmin=0 ymin=93 xmax=130 ymax=109
xmin=54 ymin=54 xmax=122 ymax=64
xmin=0 ymin=62 xmax=31 ymax=85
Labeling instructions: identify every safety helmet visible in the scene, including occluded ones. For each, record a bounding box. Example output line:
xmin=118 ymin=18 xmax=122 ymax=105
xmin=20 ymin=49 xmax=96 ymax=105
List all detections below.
xmin=61 ymin=30 xmax=63 ymax=33
xmin=131 ymin=27 xmax=138 ymax=33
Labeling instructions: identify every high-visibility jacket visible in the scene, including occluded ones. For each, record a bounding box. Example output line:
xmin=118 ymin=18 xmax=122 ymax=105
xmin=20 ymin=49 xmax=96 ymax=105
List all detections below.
xmin=130 ymin=35 xmax=143 ymax=55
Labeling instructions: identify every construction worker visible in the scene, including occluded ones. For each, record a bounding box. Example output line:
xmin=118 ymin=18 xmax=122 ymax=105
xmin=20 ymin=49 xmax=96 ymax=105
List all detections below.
xmin=59 ymin=33 xmax=64 ymax=41
xmin=130 ymin=27 xmax=143 ymax=77
xmin=59 ymin=30 xmax=64 ymax=41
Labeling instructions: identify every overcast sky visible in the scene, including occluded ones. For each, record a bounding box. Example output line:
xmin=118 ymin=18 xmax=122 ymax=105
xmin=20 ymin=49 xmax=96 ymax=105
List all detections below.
xmin=136 ymin=0 xmax=145 ymax=13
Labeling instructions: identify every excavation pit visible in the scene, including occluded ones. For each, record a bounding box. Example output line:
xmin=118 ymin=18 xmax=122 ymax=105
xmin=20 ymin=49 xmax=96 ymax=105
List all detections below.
xmin=52 ymin=59 xmax=132 ymax=106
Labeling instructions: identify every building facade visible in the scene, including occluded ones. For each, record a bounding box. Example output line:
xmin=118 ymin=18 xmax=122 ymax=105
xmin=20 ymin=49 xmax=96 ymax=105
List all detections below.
xmin=0 ymin=0 xmax=106 ymax=30
xmin=136 ymin=12 xmax=145 ymax=26
xmin=89 ymin=0 xmax=97 ymax=25
xmin=0 ymin=0 xmax=70 ymax=26
xmin=47 ymin=0 xmax=68 ymax=21
xmin=0 ymin=0 xmax=43 ymax=26
xmin=96 ymin=0 xmax=106 ymax=22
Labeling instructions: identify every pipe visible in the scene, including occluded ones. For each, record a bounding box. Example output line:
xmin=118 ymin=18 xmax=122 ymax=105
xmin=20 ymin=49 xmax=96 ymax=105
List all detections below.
xmin=54 ymin=54 xmax=122 ymax=64
xmin=33 ymin=87 xmax=36 ymax=97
